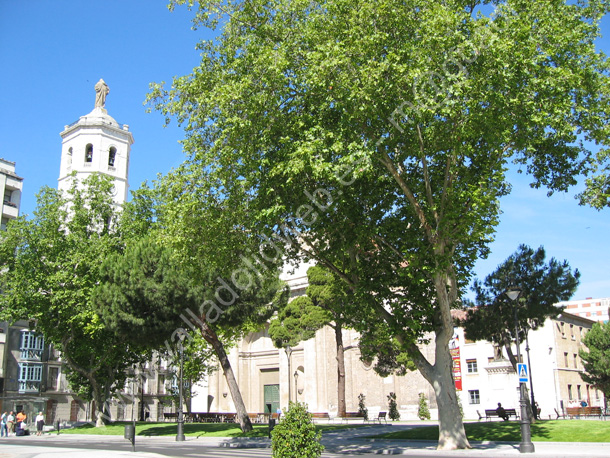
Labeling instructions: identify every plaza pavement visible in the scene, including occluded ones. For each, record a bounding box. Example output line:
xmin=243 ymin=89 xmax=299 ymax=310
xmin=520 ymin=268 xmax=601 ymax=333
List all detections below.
xmin=0 ymin=422 xmax=608 ymax=457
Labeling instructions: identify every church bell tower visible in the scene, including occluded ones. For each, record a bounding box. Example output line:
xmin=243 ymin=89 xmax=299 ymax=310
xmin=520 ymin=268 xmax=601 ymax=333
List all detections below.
xmin=58 ymin=79 xmax=134 ymax=205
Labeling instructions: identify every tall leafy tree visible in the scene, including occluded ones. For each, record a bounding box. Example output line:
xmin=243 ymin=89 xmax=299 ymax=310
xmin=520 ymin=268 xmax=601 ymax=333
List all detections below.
xmin=150 ymin=0 xmax=610 ymax=448
xmin=0 ymin=174 xmax=143 ymax=426
xmin=580 ymin=322 xmax=610 ymax=401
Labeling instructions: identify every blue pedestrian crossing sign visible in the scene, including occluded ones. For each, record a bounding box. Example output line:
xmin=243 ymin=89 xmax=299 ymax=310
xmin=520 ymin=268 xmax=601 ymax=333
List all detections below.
xmin=518 ymin=363 xmax=529 ymax=383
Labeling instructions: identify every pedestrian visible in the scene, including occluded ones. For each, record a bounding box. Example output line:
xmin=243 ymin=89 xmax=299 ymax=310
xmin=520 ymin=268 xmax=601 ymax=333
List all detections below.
xmin=496 ymin=402 xmax=509 ymax=421
xmin=0 ymin=412 xmax=7 ymax=437
xmin=35 ymin=412 xmax=44 ymax=436
xmin=6 ymin=411 xmax=14 ymax=436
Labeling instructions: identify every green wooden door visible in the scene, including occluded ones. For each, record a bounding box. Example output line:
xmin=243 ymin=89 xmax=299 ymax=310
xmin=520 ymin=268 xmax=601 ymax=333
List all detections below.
xmin=263 ymin=384 xmax=280 ymax=414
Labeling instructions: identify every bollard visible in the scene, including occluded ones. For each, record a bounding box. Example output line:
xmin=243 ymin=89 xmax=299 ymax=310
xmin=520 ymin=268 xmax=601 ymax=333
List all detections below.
xmin=268 ymin=418 xmax=276 ymax=438
xmin=124 ymin=424 xmax=136 ymax=452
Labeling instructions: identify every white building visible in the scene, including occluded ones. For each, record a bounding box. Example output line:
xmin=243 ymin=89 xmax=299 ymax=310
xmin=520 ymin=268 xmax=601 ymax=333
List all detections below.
xmin=0 ymin=158 xmax=23 ymax=229
xmin=555 ymin=297 xmax=609 ymax=323
xmin=454 ymin=311 xmax=603 ymax=420
xmin=202 ymin=259 xmax=604 ymax=420
xmin=58 ymin=94 xmax=133 ymax=206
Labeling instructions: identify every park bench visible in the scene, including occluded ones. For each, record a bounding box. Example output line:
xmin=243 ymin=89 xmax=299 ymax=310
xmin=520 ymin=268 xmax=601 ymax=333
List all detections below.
xmin=337 ymin=412 xmax=365 ymax=424
xmin=565 ymin=406 xmax=604 ymax=419
xmin=366 ymin=411 xmax=388 ymax=424
xmin=162 ymin=412 xmax=177 ymax=422
xmin=482 ymin=408 xmax=519 ymax=421
xmin=311 ymin=412 xmax=331 ymax=423
xmin=248 ymin=413 xmax=271 ymax=423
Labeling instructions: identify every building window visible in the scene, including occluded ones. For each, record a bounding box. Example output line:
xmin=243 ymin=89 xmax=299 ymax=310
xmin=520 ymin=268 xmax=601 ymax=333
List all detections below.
xmin=48 ymin=367 xmax=59 ymax=391
xmin=20 ymin=331 xmax=44 ymax=360
xmin=570 ymin=324 xmax=575 ymax=340
xmin=18 ymin=363 xmax=43 ymax=393
xmin=564 ymin=352 xmax=569 ymax=367
xmin=560 ymin=322 xmax=566 ymax=338
xmin=596 ymin=389 xmax=600 ymax=400
xmin=577 ymin=385 xmax=582 ymax=400
xmin=466 ymin=359 xmax=478 ymax=373
xmin=468 ymin=390 xmax=480 ymax=405
xmin=108 ymin=147 xmax=117 ymax=167
xmin=568 ymin=384 xmax=573 ymax=400
xmin=573 ymin=354 xmax=578 ymax=369
xmin=85 ymin=144 xmax=93 ymax=163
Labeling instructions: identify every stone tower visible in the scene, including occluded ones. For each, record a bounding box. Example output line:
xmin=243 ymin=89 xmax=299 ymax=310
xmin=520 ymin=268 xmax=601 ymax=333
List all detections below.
xmin=58 ymin=79 xmax=133 ymax=205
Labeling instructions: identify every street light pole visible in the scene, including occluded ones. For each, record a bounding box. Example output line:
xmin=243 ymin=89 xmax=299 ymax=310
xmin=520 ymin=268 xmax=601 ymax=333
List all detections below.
xmin=525 ymin=330 xmax=537 ymax=420
xmin=176 ymin=340 xmax=185 ymax=442
xmin=285 ymin=345 xmax=293 ymax=405
xmin=506 ymin=285 xmax=535 ymax=454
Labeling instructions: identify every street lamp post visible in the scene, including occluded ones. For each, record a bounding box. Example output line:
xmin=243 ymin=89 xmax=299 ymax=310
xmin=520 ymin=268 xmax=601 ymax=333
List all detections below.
xmin=525 ymin=329 xmax=537 ymax=420
xmin=176 ymin=339 xmax=185 ymax=442
xmin=506 ymin=285 xmax=535 ymax=454
xmin=285 ymin=345 xmax=293 ymax=405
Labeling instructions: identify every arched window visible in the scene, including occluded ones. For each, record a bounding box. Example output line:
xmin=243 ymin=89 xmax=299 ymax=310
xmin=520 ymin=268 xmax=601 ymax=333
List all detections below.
xmin=85 ymin=144 xmax=93 ymax=163
xmin=108 ymin=147 xmax=117 ymax=167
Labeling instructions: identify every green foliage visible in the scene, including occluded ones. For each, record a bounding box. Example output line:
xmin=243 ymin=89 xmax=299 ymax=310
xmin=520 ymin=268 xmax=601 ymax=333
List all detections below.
xmin=418 ymin=393 xmax=431 ymax=421
xmin=271 ymin=402 xmax=324 ymax=458
xmin=153 ymin=0 xmax=610 ymax=448
xmin=0 ymin=174 xmax=143 ymax=424
xmin=387 ymin=392 xmax=400 ymax=421
xmin=580 ymin=322 xmax=610 ymax=398
xmin=463 ymin=245 xmax=579 ymax=368
xmin=268 ymin=296 xmax=328 ymax=348
xmin=578 ymin=149 xmax=610 ymax=210
xmin=358 ymin=393 xmax=368 ymax=421
xmin=93 ymin=236 xmax=204 ymax=346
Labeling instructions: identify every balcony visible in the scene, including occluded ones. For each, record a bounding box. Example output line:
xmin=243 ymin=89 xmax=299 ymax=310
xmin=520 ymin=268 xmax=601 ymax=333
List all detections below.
xmin=2 ymin=203 xmax=18 ymax=218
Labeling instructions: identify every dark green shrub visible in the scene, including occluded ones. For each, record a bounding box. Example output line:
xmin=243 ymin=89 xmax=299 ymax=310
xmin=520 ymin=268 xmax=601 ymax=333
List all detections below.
xmin=358 ymin=393 xmax=368 ymax=421
xmin=387 ymin=392 xmax=400 ymax=421
xmin=417 ymin=393 xmax=431 ymax=420
xmin=271 ymin=402 xmax=324 ymax=458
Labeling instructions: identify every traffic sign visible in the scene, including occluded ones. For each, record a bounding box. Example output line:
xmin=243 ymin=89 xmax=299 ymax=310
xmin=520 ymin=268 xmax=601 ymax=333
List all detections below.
xmin=518 ymin=363 xmax=529 ymax=383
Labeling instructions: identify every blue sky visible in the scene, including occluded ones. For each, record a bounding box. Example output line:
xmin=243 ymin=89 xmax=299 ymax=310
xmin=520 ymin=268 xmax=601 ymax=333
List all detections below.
xmin=1 ymin=1 xmax=609 ymax=301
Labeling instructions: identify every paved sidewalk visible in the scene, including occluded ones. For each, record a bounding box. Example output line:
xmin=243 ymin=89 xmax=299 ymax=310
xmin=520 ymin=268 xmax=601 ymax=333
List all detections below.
xmin=0 ymin=424 xmax=608 ymax=457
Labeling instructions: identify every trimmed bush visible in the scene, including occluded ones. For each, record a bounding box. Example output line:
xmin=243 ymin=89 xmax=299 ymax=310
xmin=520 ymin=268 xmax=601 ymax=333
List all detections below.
xmin=418 ymin=393 xmax=431 ymax=420
xmin=271 ymin=402 xmax=324 ymax=458
xmin=387 ymin=392 xmax=400 ymax=421
xmin=358 ymin=393 xmax=368 ymax=421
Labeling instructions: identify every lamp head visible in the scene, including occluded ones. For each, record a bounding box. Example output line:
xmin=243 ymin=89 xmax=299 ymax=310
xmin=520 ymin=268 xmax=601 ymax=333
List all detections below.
xmin=505 ymin=284 xmax=522 ymax=302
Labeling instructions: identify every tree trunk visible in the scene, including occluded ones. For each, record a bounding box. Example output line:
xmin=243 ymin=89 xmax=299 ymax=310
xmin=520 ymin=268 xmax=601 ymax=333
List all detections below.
xmin=334 ymin=323 xmax=347 ymax=417
xmin=199 ymin=321 xmax=253 ymax=432
xmin=92 ymin=382 xmax=107 ymax=427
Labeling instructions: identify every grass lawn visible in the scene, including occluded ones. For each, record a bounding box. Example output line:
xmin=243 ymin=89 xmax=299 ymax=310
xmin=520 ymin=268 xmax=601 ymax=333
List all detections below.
xmin=373 ymin=420 xmax=610 ymax=442
xmin=58 ymin=421 xmax=362 ymax=438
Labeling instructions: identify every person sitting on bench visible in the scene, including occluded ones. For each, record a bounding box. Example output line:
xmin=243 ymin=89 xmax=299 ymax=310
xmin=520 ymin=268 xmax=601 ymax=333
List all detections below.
xmin=496 ymin=403 xmax=509 ymax=421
